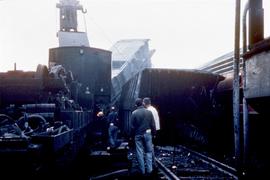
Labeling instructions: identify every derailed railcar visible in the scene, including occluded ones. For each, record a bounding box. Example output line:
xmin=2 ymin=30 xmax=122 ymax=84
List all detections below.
xmin=119 ymin=68 xmax=225 ymax=152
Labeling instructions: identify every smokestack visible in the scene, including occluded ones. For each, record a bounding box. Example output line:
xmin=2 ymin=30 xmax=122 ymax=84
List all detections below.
xmin=56 ymin=0 xmax=86 ymax=32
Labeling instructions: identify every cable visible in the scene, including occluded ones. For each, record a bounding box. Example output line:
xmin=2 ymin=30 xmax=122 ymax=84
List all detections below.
xmin=81 ymin=1 xmax=140 ymax=64
xmin=86 ymin=14 xmax=131 ymax=62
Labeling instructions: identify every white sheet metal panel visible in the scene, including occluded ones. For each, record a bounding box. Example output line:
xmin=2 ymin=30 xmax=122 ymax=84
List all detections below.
xmin=58 ymin=31 xmax=89 ymax=47
xmin=245 ymin=51 xmax=270 ymax=99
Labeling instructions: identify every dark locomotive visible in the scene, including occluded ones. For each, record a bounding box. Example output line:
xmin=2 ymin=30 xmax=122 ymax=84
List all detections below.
xmin=0 ymin=0 xmax=111 ymax=178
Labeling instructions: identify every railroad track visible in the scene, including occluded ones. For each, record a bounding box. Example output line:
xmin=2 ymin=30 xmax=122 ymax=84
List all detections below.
xmin=155 ymin=145 xmax=238 ymax=180
xmin=88 ymin=144 xmax=238 ymax=179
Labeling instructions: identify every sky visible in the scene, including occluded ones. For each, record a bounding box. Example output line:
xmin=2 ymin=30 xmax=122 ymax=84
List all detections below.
xmin=0 ymin=0 xmax=269 ymax=72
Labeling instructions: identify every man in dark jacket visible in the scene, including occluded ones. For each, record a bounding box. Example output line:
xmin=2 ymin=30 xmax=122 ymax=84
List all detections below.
xmin=130 ymin=98 xmax=156 ymax=175
xmin=107 ymin=106 xmax=119 ymax=148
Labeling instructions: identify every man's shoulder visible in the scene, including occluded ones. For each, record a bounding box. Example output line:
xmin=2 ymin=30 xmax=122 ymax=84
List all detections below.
xmin=133 ymin=108 xmax=142 ymax=113
xmin=131 ymin=108 xmax=140 ymax=114
xmin=145 ymin=109 xmax=154 ymax=116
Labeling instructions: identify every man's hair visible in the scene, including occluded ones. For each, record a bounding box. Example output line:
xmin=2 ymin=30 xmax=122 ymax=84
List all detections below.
xmin=143 ymin=97 xmax=151 ymax=106
xmin=135 ymin=98 xmax=143 ymax=107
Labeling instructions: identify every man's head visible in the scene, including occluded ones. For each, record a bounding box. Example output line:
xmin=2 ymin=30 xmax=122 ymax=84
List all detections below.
xmin=143 ymin=97 xmax=151 ymax=107
xmin=135 ymin=98 xmax=143 ymax=107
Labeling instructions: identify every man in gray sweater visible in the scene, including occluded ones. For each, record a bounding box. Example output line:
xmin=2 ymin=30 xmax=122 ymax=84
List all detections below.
xmin=130 ymin=98 xmax=156 ymax=175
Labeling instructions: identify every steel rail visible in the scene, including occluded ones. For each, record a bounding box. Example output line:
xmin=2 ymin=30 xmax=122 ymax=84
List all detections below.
xmin=89 ymin=169 xmax=128 ymax=180
xmin=177 ymin=145 xmax=238 ymax=179
xmin=155 ymin=158 xmax=180 ymax=180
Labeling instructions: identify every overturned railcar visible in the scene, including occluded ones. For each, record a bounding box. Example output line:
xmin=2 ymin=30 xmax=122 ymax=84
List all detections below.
xmin=119 ymin=68 xmax=226 ymax=153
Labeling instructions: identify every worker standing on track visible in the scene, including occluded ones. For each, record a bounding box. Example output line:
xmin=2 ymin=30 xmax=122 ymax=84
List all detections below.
xmin=107 ymin=106 xmax=119 ymax=149
xmin=130 ymin=98 xmax=156 ymax=176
